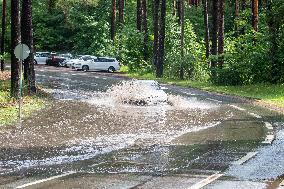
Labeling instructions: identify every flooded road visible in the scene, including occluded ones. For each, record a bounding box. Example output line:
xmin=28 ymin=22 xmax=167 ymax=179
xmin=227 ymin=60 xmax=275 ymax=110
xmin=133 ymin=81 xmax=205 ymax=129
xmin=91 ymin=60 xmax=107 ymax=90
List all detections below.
xmin=0 ymin=66 xmax=283 ymax=188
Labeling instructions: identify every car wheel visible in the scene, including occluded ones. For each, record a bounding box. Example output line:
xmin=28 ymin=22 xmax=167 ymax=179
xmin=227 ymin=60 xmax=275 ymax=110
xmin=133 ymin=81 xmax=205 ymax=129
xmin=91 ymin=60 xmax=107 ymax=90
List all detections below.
xmin=82 ymin=65 xmax=89 ymax=72
xmin=34 ymin=60 xmax=37 ymax=65
xmin=108 ymin=66 xmax=115 ymax=73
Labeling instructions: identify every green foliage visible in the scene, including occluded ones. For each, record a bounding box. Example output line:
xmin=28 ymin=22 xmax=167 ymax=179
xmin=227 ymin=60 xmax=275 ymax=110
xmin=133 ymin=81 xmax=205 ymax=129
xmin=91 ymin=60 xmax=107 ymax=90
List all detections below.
xmin=212 ymin=30 xmax=270 ymax=85
xmin=164 ymin=16 xmax=209 ymax=81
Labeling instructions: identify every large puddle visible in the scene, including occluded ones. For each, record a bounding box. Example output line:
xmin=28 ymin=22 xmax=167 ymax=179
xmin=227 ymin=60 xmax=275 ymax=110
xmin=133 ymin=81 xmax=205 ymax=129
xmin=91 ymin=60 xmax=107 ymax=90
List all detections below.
xmin=0 ymin=73 xmax=268 ymax=181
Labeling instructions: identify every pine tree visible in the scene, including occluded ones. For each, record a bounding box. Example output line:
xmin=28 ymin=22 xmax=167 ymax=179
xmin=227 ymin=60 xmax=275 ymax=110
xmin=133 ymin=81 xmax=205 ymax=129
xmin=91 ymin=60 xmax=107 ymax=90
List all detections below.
xmin=137 ymin=0 xmax=142 ymax=31
xmin=1 ymin=0 xmax=7 ymax=71
xmin=21 ymin=0 xmax=36 ymax=94
xmin=11 ymin=0 xmax=21 ymax=98
xmin=119 ymin=0 xmax=125 ymax=25
xmin=142 ymin=0 xmax=148 ymax=60
xmin=211 ymin=0 xmax=219 ymax=73
xmin=252 ymin=0 xmax=259 ymax=31
xmin=203 ymin=0 xmax=210 ymax=59
xmin=179 ymin=0 xmax=185 ymax=79
xmin=218 ymin=0 xmax=225 ymax=68
xmin=153 ymin=0 xmax=160 ymax=68
xmin=156 ymin=0 xmax=166 ymax=78
xmin=111 ymin=0 xmax=116 ymax=40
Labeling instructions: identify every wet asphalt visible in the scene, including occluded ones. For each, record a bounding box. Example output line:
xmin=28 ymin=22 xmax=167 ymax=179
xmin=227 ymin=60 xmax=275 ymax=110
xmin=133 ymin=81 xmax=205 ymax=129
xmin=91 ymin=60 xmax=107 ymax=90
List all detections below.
xmin=0 ymin=65 xmax=284 ymax=189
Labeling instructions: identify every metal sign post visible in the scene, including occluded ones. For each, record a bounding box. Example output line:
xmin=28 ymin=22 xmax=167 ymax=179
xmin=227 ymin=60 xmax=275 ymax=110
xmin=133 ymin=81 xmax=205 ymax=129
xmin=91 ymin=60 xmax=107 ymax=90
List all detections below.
xmin=14 ymin=43 xmax=30 ymax=126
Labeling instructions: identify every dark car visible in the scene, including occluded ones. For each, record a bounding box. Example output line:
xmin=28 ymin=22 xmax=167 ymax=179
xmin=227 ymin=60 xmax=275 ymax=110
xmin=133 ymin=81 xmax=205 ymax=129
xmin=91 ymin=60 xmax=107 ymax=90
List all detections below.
xmin=46 ymin=53 xmax=72 ymax=67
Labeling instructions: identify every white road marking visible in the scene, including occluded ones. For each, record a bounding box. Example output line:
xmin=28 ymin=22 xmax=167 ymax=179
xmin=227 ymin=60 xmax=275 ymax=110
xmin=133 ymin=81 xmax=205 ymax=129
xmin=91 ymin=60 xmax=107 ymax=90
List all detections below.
xmin=232 ymin=152 xmax=258 ymax=165
xmin=15 ymin=171 xmax=76 ymax=189
xmin=248 ymin=112 xmax=262 ymax=118
xmin=206 ymin=98 xmax=222 ymax=103
xmin=71 ymin=74 xmax=77 ymax=76
xmin=187 ymin=173 xmax=224 ymax=189
xmin=262 ymin=135 xmax=275 ymax=145
xmin=264 ymin=122 xmax=273 ymax=130
xmin=229 ymin=105 xmax=246 ymax=111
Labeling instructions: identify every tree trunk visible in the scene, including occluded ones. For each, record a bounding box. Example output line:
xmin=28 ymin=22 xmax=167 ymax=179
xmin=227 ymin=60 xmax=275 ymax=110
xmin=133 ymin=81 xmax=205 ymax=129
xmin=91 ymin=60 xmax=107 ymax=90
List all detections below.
xmin=252 ymin=0 xmax=259 ymax=31
xmin=11 ymin=0 xmax=21 ymax=98
xmin=22 ymin=0 xmax=36 ymax=94
xmin=1 ymin=0 xmax=7 ymax=71
xmin=142 ymin=0 xmax=148 ymax=61
xmin=156 ymin=0 xmax=166 ymax=78
xmin=137 ymin=0 xmax=142 ymax=31
xmin=173 ymin=0 xmax=177 ymax=16
xmin=211 ymin=0 xmax=219 ymax=72
xmin=111 ymin=0 xmax=116 ymax=40
xmin=177 ymin=0 xmax=181 ymax=25
xmin=119 ymin=0 xmax=125 ymax=25
xmin=267 ymin=0 xmax=278 ymax=83
xmin=203 ymin=0 xmax=210 ymax=59
xmin=235 ymin=0 xmax=240 ymax=33
xmin=153 ymin=0 xmax=160 ymax=68
xmin=179 ymin=0 xmax=185 ymax=80
xmin=218 ymin=0 xmax=225 ymax=68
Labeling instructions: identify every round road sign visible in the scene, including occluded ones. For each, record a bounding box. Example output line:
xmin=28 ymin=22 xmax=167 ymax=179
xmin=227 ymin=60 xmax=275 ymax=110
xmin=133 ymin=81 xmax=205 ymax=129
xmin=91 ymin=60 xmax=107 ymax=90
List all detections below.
xmin=14 ymin=43 xmax=30 ymax=60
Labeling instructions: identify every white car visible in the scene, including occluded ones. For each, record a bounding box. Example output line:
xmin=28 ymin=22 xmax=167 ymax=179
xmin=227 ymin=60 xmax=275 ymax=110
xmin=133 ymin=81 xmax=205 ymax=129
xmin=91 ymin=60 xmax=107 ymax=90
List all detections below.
xmin=73 ymin=57 xmax=120 ymax=72
xmin=34 ymin=52 xmax=50 ymax=65
xmin=63 ymin=55 xmax=84 ymax=68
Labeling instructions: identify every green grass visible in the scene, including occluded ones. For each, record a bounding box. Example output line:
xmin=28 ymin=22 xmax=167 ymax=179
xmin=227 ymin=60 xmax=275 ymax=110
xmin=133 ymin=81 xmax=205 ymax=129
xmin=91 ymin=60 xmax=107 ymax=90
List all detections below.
xmin=128 ymin=72 xmax=284 ymax=108
xmin=0 ymin=79 xmax=47 ymax=126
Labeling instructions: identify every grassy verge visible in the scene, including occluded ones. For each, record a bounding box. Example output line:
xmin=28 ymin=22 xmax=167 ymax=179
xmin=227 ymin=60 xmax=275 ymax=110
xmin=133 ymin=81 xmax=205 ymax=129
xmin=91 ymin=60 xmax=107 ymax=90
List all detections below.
xmin=0 ymin=75 xmax=48 ymax=126
xmin=128 ymin=72 xmax=284 ymax=108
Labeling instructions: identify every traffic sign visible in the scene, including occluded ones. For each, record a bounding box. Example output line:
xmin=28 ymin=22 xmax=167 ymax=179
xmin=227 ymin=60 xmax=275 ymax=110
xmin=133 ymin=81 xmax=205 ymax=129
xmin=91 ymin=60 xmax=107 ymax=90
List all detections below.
xmin=14 ymin=43 xmax=30 ymax=60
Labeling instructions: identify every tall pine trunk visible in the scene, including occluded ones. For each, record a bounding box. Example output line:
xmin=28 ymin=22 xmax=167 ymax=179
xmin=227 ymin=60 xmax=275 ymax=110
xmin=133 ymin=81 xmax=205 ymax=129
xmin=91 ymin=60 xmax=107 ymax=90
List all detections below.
xmin=179 ymin=0 xmax=185 ymax=79
xmin=172 ymin=0 xmax=177 ymax=16
xmin=22 ymin=0 xmax=36 ymax=94
xmin=137 ymin=0 xmax=142 ymax=31
xmin=111 ymin=0 xmax=116 ymax=40
xmin=153 ymin=0 xmax=160 ymax=68
xmin=252 ymin=0 xmax=259 ymax=31
xmin=156 ymin=0 xmax=166 ymax=78
xmin=177 ymin=0 xmax=181 ymax=25
xmin=1 ymin=0 xmax=7 ymax=71
xmin=119 ymin=0 xmax=125 ymax=25
xmin=11 ymin=0 xmax=21 ymax=98
xmin=218 ymin=0 xmax=225 ymax=68
xmin=235 ymin=0 xmax=240 ymax=34
xmin=267 ymin=0 xmax=279 ymax=83
xmin=203 ymin=0 xmax=210 ymax=59
xmin=211 ymin=0 xmax=219 ymax=73
xmin=142 ymin=0 xmax=148 ymax=61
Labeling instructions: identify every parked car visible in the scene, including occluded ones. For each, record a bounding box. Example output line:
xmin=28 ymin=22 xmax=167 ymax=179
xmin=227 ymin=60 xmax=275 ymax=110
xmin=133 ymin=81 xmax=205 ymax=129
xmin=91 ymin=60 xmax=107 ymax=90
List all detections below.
xmin=73 ymin=57 xmax=120 ymax=72
xmin=63 ymin=55 xmax=84 ymax=68
xmin=47 ymin=53 xmax=72 ymax=67
xmin=34 ymin=52 xmax=50 ymax=65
